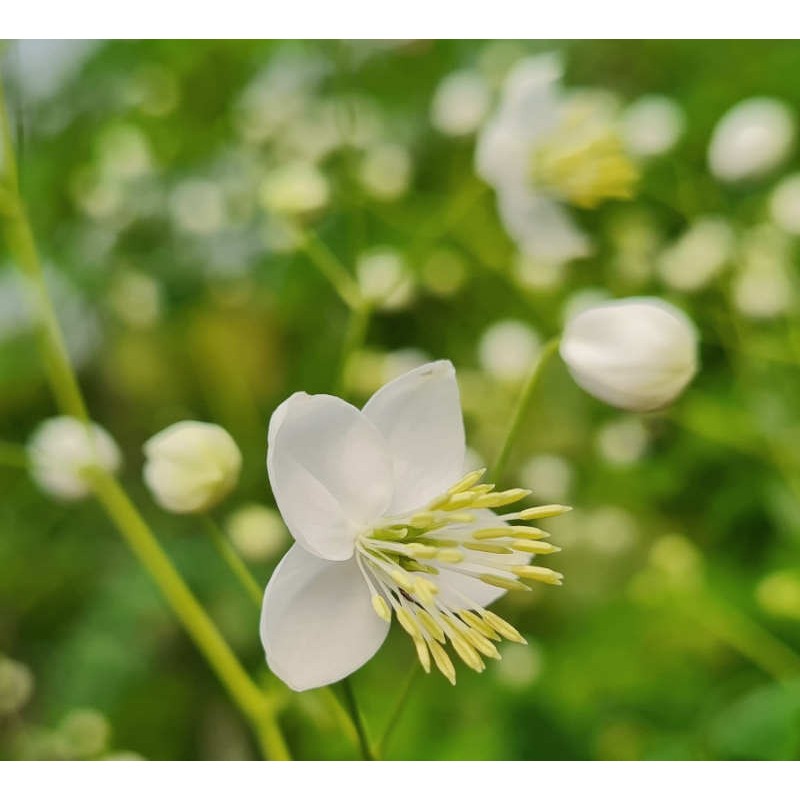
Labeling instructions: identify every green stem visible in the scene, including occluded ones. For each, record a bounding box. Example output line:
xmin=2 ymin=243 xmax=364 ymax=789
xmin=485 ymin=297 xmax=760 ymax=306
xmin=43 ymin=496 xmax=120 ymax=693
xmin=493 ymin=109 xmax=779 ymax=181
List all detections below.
xmin=203 ymin=516 xmax=263 ymax=608
xmin=87 ymin=470 xmax=290 ymax=759
xmin=294 ymin=225 xmax=363 ymax=311
xmin=376 ymin=660 xmax=419 ymax=757
xmin=689 ymin=592 xmax=800 ymax=683
xmin=0 ymin=81 xmax=289 ymax=760
xmin=340 ymin=676 xmax=375 ymax=760
xmin=491 ymin=337 xmax=561 ymax=483
xmin=336 ymin=302 xmax=371 ymax=395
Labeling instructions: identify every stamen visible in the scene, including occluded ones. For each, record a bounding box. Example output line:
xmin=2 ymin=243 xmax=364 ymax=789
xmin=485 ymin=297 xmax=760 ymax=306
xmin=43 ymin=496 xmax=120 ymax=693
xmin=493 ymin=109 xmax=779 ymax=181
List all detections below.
xmin=428 ymin=640 xmax=457 ymax=685
xmin=511 ymin=565 xmax=564 ymax=586
xmin=512 ymin=504 xmax=572 ymax=521
xmin=371 ymin=594 xmax=391 ymax=622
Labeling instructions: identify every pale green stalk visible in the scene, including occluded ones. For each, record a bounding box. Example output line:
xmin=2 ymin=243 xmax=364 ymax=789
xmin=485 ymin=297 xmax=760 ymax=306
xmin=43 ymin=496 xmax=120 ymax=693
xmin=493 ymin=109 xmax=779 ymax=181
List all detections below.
xmin=203 ymin=516 xmax=264 ymax=607
xmin=376 ymin=660 xmax=420 ymax=757
xmin=0 ymin=80 xmax=289 ymax=760
xmin=340 ymin=677 xmax=375 ymax=760
xmin=491 ymin=337 xmax=561 ymax=482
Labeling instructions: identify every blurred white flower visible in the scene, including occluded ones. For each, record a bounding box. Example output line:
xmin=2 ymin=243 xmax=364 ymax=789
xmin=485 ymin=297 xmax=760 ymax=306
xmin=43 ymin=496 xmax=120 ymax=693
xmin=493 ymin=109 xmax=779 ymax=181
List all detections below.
xmin=27 ymin=417 xmax=122 ymax=501
xmin=59 ymin=708 xmax=111 ymax=759
xmin=584 ymin=506 xmax=639 ymax=555
xmin=430 ymin=70 xmax=491 ymax=136
xmin=520 ymin=454 xmax=573 ymax=502
xmin=381 ymin=348 xmax=431 ymax=383
xmin=261 ymin=361 xmax=566 ymax=690
xmin=769 ymin=173 xmax=800 ymax=235
xmin=226 ymin=504 xmax=288 ymax=563
xmin=476 ymin=54 xmax=637 ymax=266
xmin=621 ymin=95 xmax=685 ymax=158
xmin=596 ymin=416 xmax=649 ymax=465
xmin=657 ymin=216 xmax=734 ymax=292
xmin=494 ymin=640 xmax=543 ymax=689
xmin=560 ymin=297 xmax=698 ymax=412
xmin=107 ymin=269 xmax=162 ymax=329
xmin=0 ymin=656 xmax=34 ymax=715
xmin=169 ymin=179 xmax=227 ymax=235
xmin=513 ymin=253 xmax=567 ymax=292
xmin=143 ymin=421 xmax=241 ymax=514
xmin=732 ymin=224 xmax=795 ymax=319
xmin=356 ymin=248 xmax=415 ymax=310
xmin=259 ymin=161 xmax=329 ymax=215
xmin=358 ymin=143 xmax=412 ymax=201
xmin=708 ymin=97 xmax=795 ymax=182
xmin=97 ymin=124 xmax=153 ymax=181
xmin=478 ymin=320 xmax=541 ymax=382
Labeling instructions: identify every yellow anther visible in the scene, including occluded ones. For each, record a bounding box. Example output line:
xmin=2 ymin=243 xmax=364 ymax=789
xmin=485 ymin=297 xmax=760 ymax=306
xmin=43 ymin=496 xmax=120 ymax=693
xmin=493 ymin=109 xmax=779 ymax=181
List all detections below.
xmin=449 ymin=632 xmax=485 ymax=673
xmin=414 ymin=638 xmax=431 ymax=673
xmin=396 ymin=607 xmax=421 ymax=638
xmin=447 ymin=468 xmax=486 ymax=494
xmin=516 ymin=504 xmax=572 ymax=520
xmin=371 ymin=594 xmax=391 ymax=622
xmin=428 ymin=640 xmax=456 ymax=685
xmin=479 ymin=574 xmax=531 ymax=592
xmin=511 ymin=541 xmax=562 ymax=555
xmin=390 ymin=569 xmax=414 ymax=591
xmin=439 ymin=491 xmax=480 ymax=511
xmin=507 ymin=526 xmax=550 ymax=540
xmin=481 ymin=610 xmax=527 ymax=644
xmin=459 ymin=610 xmax=501 ymax=640
xmin=448 ymin=512 xmax=475 ymax=523
xmin=460 ymin=627 xmax=501 ymax=660
xmin=406 ymin=543 xmax=439 ymax=559
xmin=408 ymin=512 xmax=435 ymax=529
xmin=413 ymin=577 xmax=439 ymax=604
xmin=471 ymin=527 xmax=515 ymax=540
xmin=417 ymin=609 xmax=446 ymax=643
xmin=471 ymin=488 xmax=531 ymax=508
xmin=463 ymin=541 xmax=514 ymax=555
xmin=470 ymin=483 xmax=495 ymax=496
xmin=512 ymin=565 xmax=564 ymax=585
xmin=437 ymin=548 xmax=464 ymax=564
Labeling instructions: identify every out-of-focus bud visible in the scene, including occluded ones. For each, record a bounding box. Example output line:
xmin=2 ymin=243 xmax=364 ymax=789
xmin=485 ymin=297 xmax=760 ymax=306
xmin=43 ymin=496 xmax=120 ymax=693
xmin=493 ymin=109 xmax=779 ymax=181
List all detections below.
xmin=358 ymin=143 xmax=412 ymax=201
xmin=769 ymin=173 xmax=800 ymax=236
xmin=259 ymin=160 xmax=329 ymax=215
xmin=708 ymin=97 xmax=795 ymax=182
xmin=560 ymin=297 xmax=698 ymax=412
xmin=0 ymin=656 xmax=34 ymax=715
xmin=226 ymin=504 xmax=288 ymax=563
xmin=478 ymin=319 xmax=541 ymax=382
xmin=621 ymin=95 xmax=685 ymax=158
xmin=59 ymin=708 xmax=111 ymax=759
xmin=143 ymin=421 xmax=241 ymax=514
xmin=430 ymin=70 xmax=491 ymax=137
xmin=27 ymin=417 xmax=122 ymax=501
xmin=356 ymin=248 xmax=414 ymax=311
xmin=756 ymin=571 xmax=800 ymax=620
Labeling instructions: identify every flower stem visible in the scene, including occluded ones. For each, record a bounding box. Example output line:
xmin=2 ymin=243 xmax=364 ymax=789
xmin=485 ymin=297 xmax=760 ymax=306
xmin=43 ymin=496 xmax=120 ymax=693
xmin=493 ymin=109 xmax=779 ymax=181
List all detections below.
xmin=87 ymin=470 xmax=290 ymax=760
xmin=0 ymin=81 xmax=289 ymax=761
xmin=294 ymin=225 xmax=364 ymax=311
xmin=203 ymin=515 xmax=264 ymax=608
xmin=339 ymin=676 xmax=376 ymax=760
xmin=336 ymin=301 xmax=371 ymax=395
xmin=376 ymin=660 xmax=420 ymax=757
xmin=491 ymin=337 xmax=561 ymax=483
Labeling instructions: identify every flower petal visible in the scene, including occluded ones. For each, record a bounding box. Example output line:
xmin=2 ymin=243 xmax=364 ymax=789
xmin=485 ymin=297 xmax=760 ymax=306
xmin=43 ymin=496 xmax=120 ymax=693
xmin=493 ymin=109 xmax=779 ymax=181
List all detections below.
xmin=260 ymin=544 xmax=390 ymax=691
xmin=362 ymin=360 xmax=465 ymax=515
xmin=267 ymin=393 xmax=393 ymax=560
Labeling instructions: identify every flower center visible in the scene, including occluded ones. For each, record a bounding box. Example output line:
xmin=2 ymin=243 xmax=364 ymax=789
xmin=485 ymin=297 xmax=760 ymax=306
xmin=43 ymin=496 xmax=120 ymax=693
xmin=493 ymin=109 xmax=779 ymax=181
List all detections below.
xmin=530 ymin=104 xmax=639 ymax=210
xmin=354 ymin=468 xmax=568 ymax=684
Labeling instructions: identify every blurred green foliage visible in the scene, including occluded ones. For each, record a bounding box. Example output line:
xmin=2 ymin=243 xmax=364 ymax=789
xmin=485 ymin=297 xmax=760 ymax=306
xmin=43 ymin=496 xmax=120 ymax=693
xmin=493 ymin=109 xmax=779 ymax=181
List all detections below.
xmin=2 ymin=39 xmax=800 ymax=760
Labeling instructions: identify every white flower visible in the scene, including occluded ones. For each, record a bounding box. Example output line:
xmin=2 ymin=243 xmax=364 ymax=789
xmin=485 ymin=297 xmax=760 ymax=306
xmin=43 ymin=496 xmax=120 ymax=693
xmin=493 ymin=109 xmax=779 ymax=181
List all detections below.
xmin=27 ymin=417 xmax=121 ymax=501
xmin=477 ymin=320 xmax=541 ymax=382
xmin=358 ymin=143 xmax=412 ymax=201
xmin=430 ymin=70 xmax=491 ymax=137
xmin=769 ymin=173 xmax=800 ymax=236
xmin=621 ymin=95 xmax=685 ymax=158
xmin=560 ymin=298 xmax=698 ymax=412
xmin=226 ymin=504 xmax=288 ymax=563
xmin=259 ymin=161 xmax=329 ymax=215
xmin=356 ymin=248 xmax=414 ymax=311
xmin=476 ymin=53 xmax=637 ymax=266
xmin=143 ymin=421 xmax=241 ymax=514
xmin=260 ymin=361 xmax=566 ymax=691
xmin=656 ymin=216 xmax=734 ymax=293
xmin=708 ymin=97 xmax=795 ymax=182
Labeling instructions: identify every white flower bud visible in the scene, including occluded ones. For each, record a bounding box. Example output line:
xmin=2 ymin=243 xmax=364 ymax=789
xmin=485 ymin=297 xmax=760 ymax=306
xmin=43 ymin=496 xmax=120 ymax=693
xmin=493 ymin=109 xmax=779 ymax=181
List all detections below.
xmin=226 ymin=504 xmax=288 ymax=563
xmin=143 ymin=421 xmax=241 ymax=514
xmin=708 ymin=97 xmax=795 ymax=182
xmin=560 ymin=297 xmax=698 ymax=412
xmin=27 ymin=416 xmax=122 ymax=501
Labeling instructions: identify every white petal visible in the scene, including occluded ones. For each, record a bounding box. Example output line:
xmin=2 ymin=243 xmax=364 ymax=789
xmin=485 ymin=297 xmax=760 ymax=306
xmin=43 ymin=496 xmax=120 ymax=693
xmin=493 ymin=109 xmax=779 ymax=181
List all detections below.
xmin=498 ymin=189 xmax=591 ymax=265
xmin=260 ymin=544 xmax=390 ymax=691
xmin=362 ymin=360 xmax=465 ymax=515
xmin=267 ymin=393 xmax=393 ymax=560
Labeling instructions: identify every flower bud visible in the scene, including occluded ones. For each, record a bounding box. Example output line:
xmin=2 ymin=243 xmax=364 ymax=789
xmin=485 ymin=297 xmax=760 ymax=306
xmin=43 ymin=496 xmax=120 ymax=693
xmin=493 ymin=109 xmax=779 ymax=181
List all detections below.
xmin=27 ymin=416 xmax=121 ymax=500
xmin=143 ymin=421 xmax=241 ymax=514
xmin=560 ymin=297 xmax=698 ymax=412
